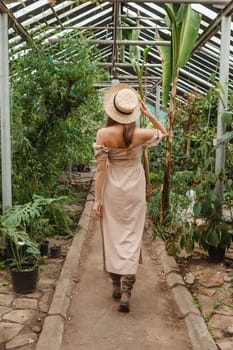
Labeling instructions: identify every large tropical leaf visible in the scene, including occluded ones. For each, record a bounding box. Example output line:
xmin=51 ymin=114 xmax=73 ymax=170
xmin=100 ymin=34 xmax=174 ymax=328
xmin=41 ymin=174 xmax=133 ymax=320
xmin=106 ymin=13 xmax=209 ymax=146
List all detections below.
xmin=157 ymin=36 xmax=172 ymax=107
xmin=164 ymin=4 xmax=176 ymax=25
xmin=177 ymin=6 xmax=201 ymax=67
xmin=129 ymin=29 xmax=140 ymax=64
xmin=158 ymin=4 xmax=201 ymax=108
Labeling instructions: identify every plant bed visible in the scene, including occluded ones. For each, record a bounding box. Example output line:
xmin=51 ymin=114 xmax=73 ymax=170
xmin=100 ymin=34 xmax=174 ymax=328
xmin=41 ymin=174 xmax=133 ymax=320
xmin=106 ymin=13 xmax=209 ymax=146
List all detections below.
xmin=0 ymin=172 xmax=93 ymax=349
xmin=175 ymin=246 xmax=233 ymax=347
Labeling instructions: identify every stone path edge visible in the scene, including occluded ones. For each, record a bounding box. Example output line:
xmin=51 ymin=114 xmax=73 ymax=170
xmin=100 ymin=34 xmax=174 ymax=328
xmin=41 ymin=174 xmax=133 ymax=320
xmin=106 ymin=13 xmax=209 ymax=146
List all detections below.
xmin=35 ymin=177 xmax=95 ymax=350
xmin=154 ymin=240 xmax=218 ymax=350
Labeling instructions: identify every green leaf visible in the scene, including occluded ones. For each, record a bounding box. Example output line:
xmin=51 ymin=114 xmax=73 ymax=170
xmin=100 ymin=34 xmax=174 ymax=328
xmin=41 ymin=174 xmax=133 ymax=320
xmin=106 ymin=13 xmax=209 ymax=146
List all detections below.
xmin=221 ymin=112 xmax=232 ymax=126
xmin=207 ymin=229 xmax=219 ymax=247
xmin=193 ymin=202 xmax=202 ymax=217
xmin=179 ymin=234 xmax=186 ymax=249
xmin=157 ymin=38 xmax=172 ymax=107
xmin=164 ymin=4 xmax=176 ymax=25
xmin=192 ymin=226 xmax=201 ymax=242
xmin=166 ymin=241 xmax=179 ymax=256
xmin=177 ymin=6 xmax=201 ymax=67
xmin=215 ymin=131 xmax=233 ymax=148
xmin=185 ymin=236 xmax=194 ymax=254
xmin=205 ymin=172 xmax=217 ymax=185
xmin=215 ymin=81 xmax=225 ymax=94
xmin=176 ymin=4 xmax=188 ymax=25
xmin=143 ymin=46 xmax=151 ymax=60
xmin=220 ymin=227 xmax=232 ymax=248
xmin=200 ymin=143 xmax=207 ymax=155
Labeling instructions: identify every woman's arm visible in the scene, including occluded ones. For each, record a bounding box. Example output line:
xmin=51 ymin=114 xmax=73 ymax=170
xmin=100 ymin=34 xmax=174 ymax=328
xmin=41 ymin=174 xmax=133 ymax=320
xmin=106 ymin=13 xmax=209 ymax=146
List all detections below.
xmin=93 ymin=160 xmax=107 ymax=217
xmin=93 ymin=129 xmax=107 ymax=217
xmin=139 ymin=99 xmax=168 ymax=137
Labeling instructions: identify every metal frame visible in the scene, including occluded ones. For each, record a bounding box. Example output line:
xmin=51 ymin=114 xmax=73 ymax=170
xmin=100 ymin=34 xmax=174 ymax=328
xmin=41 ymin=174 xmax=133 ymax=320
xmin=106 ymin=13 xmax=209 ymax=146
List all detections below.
xmin=2 ymin=1 xmax=232 ymax=92
xmin=0 ymin=0 xmax=232 ymax=207
xmin=0 ymin=12 xmax=12 ymax=209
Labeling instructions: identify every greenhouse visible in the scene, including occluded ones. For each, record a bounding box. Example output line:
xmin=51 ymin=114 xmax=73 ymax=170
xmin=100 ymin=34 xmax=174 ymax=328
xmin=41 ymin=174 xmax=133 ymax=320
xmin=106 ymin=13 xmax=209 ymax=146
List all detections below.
xmin=0 ymin=1 xmax=233 ymax=349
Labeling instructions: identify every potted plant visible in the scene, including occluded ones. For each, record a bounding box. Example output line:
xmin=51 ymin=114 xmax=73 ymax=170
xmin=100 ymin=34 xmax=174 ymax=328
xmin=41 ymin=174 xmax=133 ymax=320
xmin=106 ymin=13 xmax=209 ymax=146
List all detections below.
xmin=0 ymin=195 xmax=66 ymax=293
xmin=1 ymin=226 xmax=41 ymax=293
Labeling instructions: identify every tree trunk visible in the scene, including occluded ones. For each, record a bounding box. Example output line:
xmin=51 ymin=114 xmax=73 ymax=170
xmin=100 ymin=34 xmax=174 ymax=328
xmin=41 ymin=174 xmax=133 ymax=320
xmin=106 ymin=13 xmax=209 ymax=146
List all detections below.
xmin=161 ymin=73 xmax=178 ymax=221
xmin=186 ymin=111 xmax=193 ymax=156
xmin=138 ymin=86 xmax=152 ymax=200
xmin=143 ymin=148 xmax=152 ymax=199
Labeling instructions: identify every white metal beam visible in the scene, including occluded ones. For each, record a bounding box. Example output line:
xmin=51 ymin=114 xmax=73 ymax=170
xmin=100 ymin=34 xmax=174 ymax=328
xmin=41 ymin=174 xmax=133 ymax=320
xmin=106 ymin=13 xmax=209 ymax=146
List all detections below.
xmin=215 ymin=15 xmax=231 ymax=197
xmin=0 ymin=13 xmax=12 ymax=209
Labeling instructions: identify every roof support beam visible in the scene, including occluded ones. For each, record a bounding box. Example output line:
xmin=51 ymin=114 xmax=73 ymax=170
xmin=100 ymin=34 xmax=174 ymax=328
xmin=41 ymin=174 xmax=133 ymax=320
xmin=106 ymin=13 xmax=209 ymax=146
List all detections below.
xmin=49 ymin=3 xmax=64 ymax=29
xmin=112 ymin=0 xmax=120 ymax=77
xmin=89 ymin=40 xmax=170 ymax=46
xmin=47 ymin=25 xmax=163 ymax=30
xmin=0 ymin=0 xmax=31 ymax=43
xmin=98 ymin=62 xmax=161 ymax=67
xmin=108 ymin=0 xmax=229 ymax=4
xmin=193 ymin=0 xmax=233 ymax=53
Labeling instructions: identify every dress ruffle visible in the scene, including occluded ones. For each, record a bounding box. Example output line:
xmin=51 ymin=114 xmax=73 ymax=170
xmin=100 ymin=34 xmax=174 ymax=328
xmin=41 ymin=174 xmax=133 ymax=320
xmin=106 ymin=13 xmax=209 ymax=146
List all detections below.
xmin=93 ymin=143 xmax=110 ymax=161
xmin=143 ymin=129 xmax=163 ymax=148
xmin=93 ymin=129 xmax=163 ymax=161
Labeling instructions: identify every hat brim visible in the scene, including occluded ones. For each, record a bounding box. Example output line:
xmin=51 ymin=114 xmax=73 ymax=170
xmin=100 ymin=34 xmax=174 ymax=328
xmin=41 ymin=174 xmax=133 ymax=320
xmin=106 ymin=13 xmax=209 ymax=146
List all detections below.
xmin=104 ymin=83 xmax=140 ymax=124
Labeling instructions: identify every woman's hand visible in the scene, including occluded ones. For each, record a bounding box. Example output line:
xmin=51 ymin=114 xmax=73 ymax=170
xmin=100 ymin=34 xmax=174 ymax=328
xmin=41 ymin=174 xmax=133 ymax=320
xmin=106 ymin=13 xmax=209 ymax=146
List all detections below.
xmin=139 ymin=97 xmax=168 ymax=137
xmin=93 ymin=201 xmax=103 ymax=218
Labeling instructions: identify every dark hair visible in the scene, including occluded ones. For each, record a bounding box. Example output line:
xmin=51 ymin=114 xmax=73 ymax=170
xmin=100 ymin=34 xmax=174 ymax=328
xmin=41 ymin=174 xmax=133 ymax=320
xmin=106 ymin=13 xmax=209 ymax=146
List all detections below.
xmin=105 ymin=116 xmax=118 ymax=127
xmin=105 ymin=116 xmax=136 ymax=147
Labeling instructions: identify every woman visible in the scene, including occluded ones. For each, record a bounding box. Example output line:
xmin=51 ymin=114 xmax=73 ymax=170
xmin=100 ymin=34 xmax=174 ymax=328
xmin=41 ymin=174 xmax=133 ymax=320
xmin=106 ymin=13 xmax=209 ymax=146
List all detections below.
xmin=93 ymin=83 xmax=168 ymax=312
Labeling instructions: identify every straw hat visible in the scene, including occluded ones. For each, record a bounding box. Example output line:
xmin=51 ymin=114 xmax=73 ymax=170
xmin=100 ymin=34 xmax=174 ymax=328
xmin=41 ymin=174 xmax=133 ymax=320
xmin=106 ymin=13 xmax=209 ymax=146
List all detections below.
xmin=104 ymin=83 xmax=140 ymax=124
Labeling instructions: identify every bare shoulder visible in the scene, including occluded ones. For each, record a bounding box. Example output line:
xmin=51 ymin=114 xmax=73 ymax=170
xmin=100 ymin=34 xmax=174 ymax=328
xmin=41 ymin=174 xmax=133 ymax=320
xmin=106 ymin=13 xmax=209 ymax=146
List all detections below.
xmin=96 ymin=127 xmax=108 ymax=144
xmin=133 ymin=128 xmax=156 ymax=145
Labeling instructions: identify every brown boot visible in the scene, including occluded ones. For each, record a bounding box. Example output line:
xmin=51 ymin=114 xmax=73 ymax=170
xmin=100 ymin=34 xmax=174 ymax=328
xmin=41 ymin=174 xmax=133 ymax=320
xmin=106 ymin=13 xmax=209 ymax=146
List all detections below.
xmin=118 ymin=291 xmax=130 ymax=312
xmin=118 ymin=274 xmax=136 ymax=313
xmin=109 ymin=273 xmax=121 ymax=299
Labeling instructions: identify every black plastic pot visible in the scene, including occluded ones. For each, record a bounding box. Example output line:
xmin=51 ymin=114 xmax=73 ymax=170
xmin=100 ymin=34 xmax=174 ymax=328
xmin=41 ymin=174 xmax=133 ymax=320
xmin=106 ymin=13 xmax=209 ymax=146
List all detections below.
xmin=208 ymin=245 xmax=226 ymax=263
xmin=50 ymin=245 xmax=61 ymax=258
xmin=10 ymin=265 xmax=38 ymax=294
xmin=77 ymin=164 xmax=85 ymax=172
xmin=40 ymin=240 xmax=49 ymax=256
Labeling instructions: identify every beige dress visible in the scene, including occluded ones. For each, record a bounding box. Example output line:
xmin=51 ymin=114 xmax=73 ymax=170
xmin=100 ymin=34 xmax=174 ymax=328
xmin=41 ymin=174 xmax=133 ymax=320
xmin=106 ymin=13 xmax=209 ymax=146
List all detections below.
xmin=94 ymin=130 xmax=162 ymax=275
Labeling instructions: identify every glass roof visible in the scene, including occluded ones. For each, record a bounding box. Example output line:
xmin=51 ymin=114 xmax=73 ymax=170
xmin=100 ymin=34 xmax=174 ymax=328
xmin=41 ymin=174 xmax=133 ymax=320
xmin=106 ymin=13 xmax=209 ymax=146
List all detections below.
xmin=2 ymin=0 xmax=233 ymax=100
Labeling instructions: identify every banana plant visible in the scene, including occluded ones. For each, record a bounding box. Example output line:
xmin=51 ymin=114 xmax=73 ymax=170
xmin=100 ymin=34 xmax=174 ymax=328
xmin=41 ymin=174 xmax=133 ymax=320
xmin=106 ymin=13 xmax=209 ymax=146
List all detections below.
xmin=120 ymin=15 xmax=152 ymax=198
xmin=157 ymin=4 xmax=201 ymax=220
